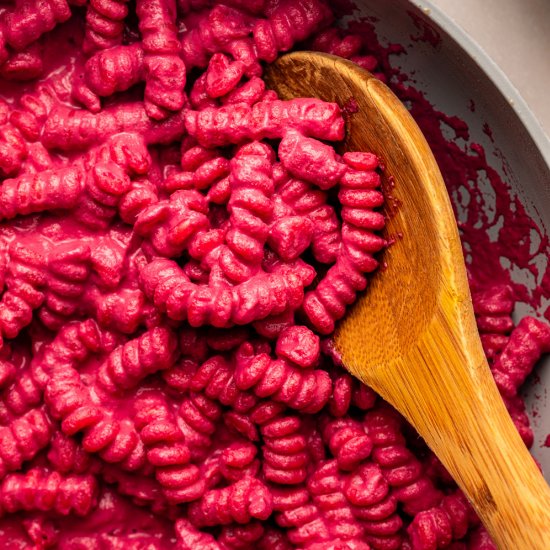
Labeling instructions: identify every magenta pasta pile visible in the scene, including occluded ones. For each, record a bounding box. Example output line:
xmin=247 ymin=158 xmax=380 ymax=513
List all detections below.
xmin=0 ymin=1 xmax=548 ymax=549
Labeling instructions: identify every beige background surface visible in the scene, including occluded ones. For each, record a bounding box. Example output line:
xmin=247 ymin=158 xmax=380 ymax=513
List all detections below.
xmin=430 ymin=0 xmax=550 ymax=136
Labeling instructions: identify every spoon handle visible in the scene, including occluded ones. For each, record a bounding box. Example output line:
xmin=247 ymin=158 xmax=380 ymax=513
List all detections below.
xmin=361 ymin=313 xmax=550 ymax=550
xmin=265 ymin=51 xmax=550 ymax=549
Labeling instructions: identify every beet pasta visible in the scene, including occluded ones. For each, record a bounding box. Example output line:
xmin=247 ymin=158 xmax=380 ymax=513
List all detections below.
xmin=0 ymin=1 xmax=546 ymax=548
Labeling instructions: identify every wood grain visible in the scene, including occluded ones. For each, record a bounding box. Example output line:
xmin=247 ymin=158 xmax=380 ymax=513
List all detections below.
xmin=265 ymin=51 xmax=550 ymax=549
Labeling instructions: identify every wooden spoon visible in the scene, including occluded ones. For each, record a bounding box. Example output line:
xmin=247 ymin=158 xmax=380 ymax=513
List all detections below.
xmin=264 ymin=51 xmax=550 ymax=549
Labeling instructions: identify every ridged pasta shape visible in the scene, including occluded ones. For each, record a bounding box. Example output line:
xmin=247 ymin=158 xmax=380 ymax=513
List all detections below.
xmin=0 ymin=240 xmax=48 ymax=344
xmin=472 ymin=285 xmax=514 ymax=363
xmin=119 ymin=178 xmax=158 ymax=224
xmin=75 ymin=44 xmax=145 ymax=112
xmin=234 ymin=342 xmax=332 ymax=414
xmin=328 ymin=371 xmax=354 ymax=417
xmin=0 ymin=120 xmax=27 ymax=177
xmin=0 ymin=468 xmax=97 ymax=516
xmin=83 ymin=0 xmax=129 ymax=54
xmin=204 ymin=53 xmax=248 ymax=99
xmin=136 ymin=0 xmax=186 ymax=119
xmin=4 ymin=0 xmax=71 ymax=50
xmin=180 ymin=4 xmax=256 ymax=72
xmin=321 ymin=417 xmax=373 ymax=471
xmin=272 ymin=175 xmax=340 ymax=264
xmin=364 ymin=408 xmax=442 ymax=516
xmin=260 ymin=415 xmax=308 ymax=485
xmin=0 ymin=39 xmax=44 ymax=82
xmin=82 ymin=131 xmax=151 ymax=178
xmin=219 ymin=522 xmax=265 ymax=549
xmin=73 ymin=162 xmax=132 ymax=229
xmin=39 ymin=242 xmax=92 ymax=330
xmin=139 ymin=256 xmax=315 ymax=328
xmin=188 ymin=476 xmax=273 ymax=527
xmin=134 ymin=190 xmax=210 ymax=257
xmin=492 ymin=316 xmax=550 ymax=397
xmin=175 ymin=518 xmax=222 ymax=550
xmin=42 ymin=102 xmax=186 ymax=151
xmin=165 ymin=140 xmax=230 ymax=197
xmin=0 ymin=320 xmax=103 ymax=420
xmin=178 ymin=391 xmax=222 ymax=460
xmin=97 ymin=327 xmax=177 ymax=392
xmin=181 ymin=0 xmax=332 ymax=74
xmin=220 ymin=441 xmax=260 ymax=483
xmin=278 ymin=129 xmax=347 ymax=190
xmin=311 ymin=26 xmax=382 ymax=76
xmin=303 ymin=152 xmax=386 ymax=334
xmin=0 ymin=167 xmax=86 ymax=221
xmin=407 ymin=491 xmax=479 ymax=550
xmin=219 ymin=142 xmax=275 ymax=283
xmin=185 ymin=98 xmax=344 ymax=148
xmin=77 ymin=133 xmax=154 ymax=226
xmin=47 ymin=431 xmax=93 ymax=474
xmin=11 ymin=81 xmax=59 ymax=142
xmin=134 ymin=391 xmax=204 ymax=503
xmin=0 ymin=408 xmax=52 ymax=480
xmin=190 ymin=355 xmax=258 ymax=412
xmin=45 ymin=364 xmax=146 ymax=471
xmin=308 ymin=460 xmax=380 ymax=548
xmin=272 ymin=486 xmax=327 ymax=546
xmin=344 ymin=462 xmax=403 ymax=550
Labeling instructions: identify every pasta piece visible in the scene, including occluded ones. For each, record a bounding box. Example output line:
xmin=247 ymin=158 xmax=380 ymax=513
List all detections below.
xmin=0 ymin=468 xmax=97 ymax=516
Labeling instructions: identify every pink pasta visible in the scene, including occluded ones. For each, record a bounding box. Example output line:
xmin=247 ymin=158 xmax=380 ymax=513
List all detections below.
xmin=42 ymin=102 xmax=186 ymax=151
xmin=0 ymin=468 xmax=97 ymax=516
xmin=185 ymin=98 xmax=344 ymax=147
xmin=4 ymin=0 xmax=71 ymax=50
xmin=0 ymin=120 xmax=27 ymax=178
xmin=473 ymin=285 xmax=514 ymax=363
xmin=47 ymin=431 xmax=93 ymax=474
xmin=364 ymin=408 xmax=442 ymax=516
xmin=188 ymin=476 xmax=273 ymax=526
xmin=274 ymin=176 xmax=341 ymax=263
xmin=0 ymin=167 xmax=85 ymax=221
xmin=134 ymin=391 xmax=205 ymax=503
xmin=234 ymin=341 xmax=332 ymax=413
xmin=0 ymin=320 xmax=102 ymax=420
xmin=45 ymin=361 xmax=146 ymax=470
xmin=0 ymin=41 xmax=44 ymax=82
xmin=261 ymin=414 xmax=309 ymax=484
xmin=407 ymin=492 xmax=478 ymax=550
xmin=98 ymin=327 xmax=177 ymax=392
xmin=190 ymin=355 xmax=257 ymax=412
xmin=88 ymin=44 xmax=144 ymax=95
xmin=492 ymin=316 xmax=550 ymax=397
xmin=178 ymin=391 xmax=222 ymax=459
xmin=136 ymin=0 xmax=186 ymax=119
xmin=321 ymin=417 xmax=373 ymax=471
xmin=175 ymin=518 xmax=221 ymax=550
xmin=344 ymin=462 xmax=403 ymax=549
xmin=220 ymin=441 xmax=260 ymax=482
xmin=0 ymin=408 xmax=52 ymax=479
xmin=0 ymin=2 xmax=546 ymax=548
xmin=181 ymin=0 xmax=332 ymax=74
xmin=0 ymin=240 xmax=48 ymax=344
xmin=39 ymin=242 xmax=92 ymax=330
xmin=220 ymin=141 xmax=275 ymax=282
xmin=83 ymin=0 xmax=129 ymax=54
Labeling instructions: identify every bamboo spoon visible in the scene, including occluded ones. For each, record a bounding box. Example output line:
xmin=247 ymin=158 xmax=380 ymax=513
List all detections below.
xmin=264 ymin=52 xmax=550 ymax=549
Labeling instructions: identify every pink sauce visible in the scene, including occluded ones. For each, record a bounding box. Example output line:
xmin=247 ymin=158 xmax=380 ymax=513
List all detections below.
xmin=0 ymin=2 xmax=548 ymax=550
